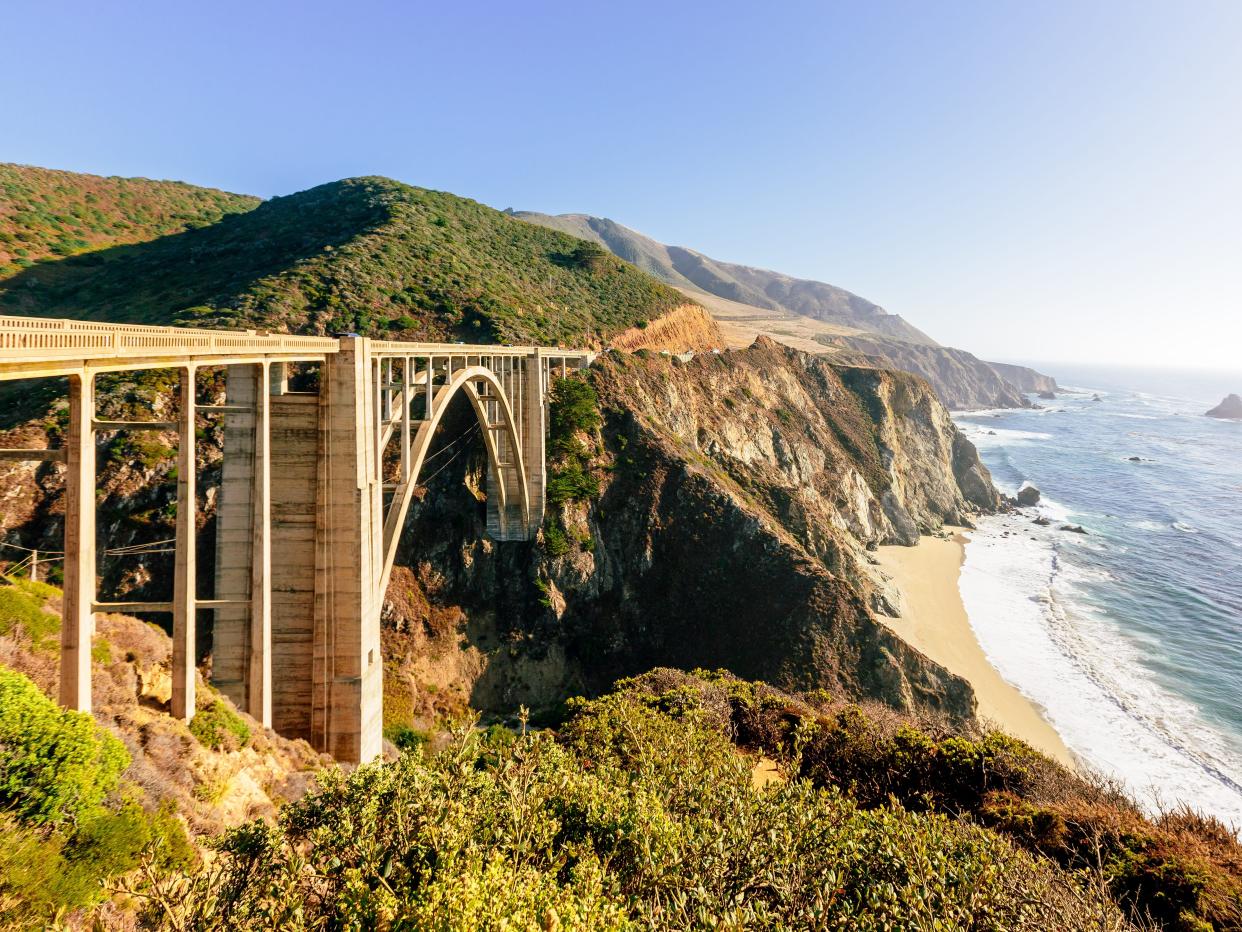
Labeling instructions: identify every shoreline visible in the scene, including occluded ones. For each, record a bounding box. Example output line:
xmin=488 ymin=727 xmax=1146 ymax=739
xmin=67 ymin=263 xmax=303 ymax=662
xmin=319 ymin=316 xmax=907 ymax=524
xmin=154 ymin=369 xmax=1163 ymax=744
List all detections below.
xmin=874 ymin=531 xmax=1075 ymax=767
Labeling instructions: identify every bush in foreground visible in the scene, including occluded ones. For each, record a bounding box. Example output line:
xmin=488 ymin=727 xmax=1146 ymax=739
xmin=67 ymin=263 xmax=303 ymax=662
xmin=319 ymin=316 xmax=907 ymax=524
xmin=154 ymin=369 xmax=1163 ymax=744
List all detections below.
xmin=137 ymin=680 xmax=1128 ymax=930
xmin=0 ymin=665 xmax=193 ymax=926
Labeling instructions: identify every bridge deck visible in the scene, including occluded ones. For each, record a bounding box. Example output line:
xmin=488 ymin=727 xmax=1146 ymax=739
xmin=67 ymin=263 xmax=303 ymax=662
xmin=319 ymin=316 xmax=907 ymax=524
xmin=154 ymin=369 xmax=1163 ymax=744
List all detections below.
xmin=0 ymin=315 xmax=590 ymax=380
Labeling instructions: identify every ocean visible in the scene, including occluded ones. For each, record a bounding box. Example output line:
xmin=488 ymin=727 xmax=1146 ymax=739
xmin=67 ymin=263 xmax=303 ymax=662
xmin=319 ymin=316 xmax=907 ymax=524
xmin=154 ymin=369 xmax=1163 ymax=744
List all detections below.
xmin=954 ymin=363 xmax=1242 ymax=827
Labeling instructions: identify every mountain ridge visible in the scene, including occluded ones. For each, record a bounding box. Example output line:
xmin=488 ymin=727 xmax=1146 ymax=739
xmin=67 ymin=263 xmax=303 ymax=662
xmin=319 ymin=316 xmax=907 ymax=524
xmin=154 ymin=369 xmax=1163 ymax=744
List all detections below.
xmin=512 ymin=210 xmax=937 ymax=345
xmin=514 ymin=210 xmax=1059 ymax=409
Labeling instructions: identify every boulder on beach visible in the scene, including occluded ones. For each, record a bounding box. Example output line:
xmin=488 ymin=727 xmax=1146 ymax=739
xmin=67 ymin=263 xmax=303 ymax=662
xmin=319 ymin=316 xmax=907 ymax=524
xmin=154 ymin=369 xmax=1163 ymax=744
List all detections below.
xmin=1016 ymin=485 xmax=1041 ymax=507
xmin=1033 ymin=516 xmax=1051 ymax=526
xmin=1206 ymin=393 xmax=1242 ymax=420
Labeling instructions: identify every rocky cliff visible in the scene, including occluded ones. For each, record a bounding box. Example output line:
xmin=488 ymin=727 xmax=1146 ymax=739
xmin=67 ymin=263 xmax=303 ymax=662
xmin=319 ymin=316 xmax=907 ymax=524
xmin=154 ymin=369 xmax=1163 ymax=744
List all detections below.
xmin=817 ymin=334 xmax=1029 ymax=410
xmin=608 ymin=302 xmax=723 ymax=353
xmin=380 ymin=338 xmax=1000 ymax=733
xmin=988 ymin=360 xmax=1059 ymax=394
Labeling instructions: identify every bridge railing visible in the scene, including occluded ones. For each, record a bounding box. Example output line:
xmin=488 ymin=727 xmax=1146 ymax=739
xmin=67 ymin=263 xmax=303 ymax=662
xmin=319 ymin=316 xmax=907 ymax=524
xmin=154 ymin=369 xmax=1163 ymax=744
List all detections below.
xmin=0 ymin=315 xmax=339 ymax=363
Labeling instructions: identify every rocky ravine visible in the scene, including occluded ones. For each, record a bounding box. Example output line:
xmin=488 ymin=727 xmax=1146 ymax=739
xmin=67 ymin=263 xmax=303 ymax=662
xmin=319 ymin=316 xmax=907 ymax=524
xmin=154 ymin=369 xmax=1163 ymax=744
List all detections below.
xmin=383 ymin=337 xmax=1001 ymax=733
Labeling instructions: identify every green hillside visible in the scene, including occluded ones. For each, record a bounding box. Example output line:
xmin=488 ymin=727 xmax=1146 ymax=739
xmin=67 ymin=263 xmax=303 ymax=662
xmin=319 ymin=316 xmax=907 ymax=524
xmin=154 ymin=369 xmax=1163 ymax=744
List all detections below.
xmin=0 ymin=176 xmax=690 ymax=346
xmin=0 ymin=163 xmax=259 ymax=278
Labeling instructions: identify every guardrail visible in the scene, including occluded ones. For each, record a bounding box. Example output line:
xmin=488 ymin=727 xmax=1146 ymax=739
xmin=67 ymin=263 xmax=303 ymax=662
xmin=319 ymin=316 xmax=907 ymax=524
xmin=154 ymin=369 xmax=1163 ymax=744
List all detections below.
xmin=368 ymin=339 xmax=593 ymax=361
xmin=0 ymin=315 xmax=339 ymax=363
xmin=0 ymin=315 xmax=595 ymax=368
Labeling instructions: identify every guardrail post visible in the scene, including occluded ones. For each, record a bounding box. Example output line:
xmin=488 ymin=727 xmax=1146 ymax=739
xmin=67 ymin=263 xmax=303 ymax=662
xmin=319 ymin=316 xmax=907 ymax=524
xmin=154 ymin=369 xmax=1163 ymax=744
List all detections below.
xmin=59 ymin=370 xmax=96 ymax=713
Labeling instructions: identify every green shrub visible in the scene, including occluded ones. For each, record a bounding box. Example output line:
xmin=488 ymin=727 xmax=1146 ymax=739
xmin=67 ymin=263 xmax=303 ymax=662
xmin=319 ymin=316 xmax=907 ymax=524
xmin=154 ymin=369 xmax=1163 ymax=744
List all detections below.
xmin=188 ymin=699 xmax=252 ymax=751
xmin=548 ymin=375 xmax=601 ymax=455
xmin=541 ymin=518 xmax=571 ymax=557
xmin=545 ymin=460 xmax=600 ymax=507
xmin=0 ymin=580 xmax=61 ymax=651
xmin=383 ymin=723 xmax=429 ymax=753
xmin=0 ymin=665 xmax=129 ymax=824
xmin=136 ymin=683 xmax=1126 ymax=930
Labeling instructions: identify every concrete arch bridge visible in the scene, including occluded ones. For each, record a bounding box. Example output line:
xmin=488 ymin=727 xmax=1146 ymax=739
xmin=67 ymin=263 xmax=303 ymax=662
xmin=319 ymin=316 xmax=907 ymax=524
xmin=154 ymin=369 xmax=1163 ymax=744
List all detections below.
xmin=0 ymin=315 xmax=591 ymax=762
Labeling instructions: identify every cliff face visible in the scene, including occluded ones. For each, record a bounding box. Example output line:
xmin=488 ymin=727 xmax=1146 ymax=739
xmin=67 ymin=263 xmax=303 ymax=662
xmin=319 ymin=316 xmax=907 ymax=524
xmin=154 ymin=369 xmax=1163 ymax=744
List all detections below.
xmin=608 ymin=303 xmax=723 ymax=353
xmin=382 ymin=338 xmax=999 ymax=730
xmin=988 ymin=361 xmax=1059 ymax=394
xmin=819 ymin=334 xmax=1029 ymax=410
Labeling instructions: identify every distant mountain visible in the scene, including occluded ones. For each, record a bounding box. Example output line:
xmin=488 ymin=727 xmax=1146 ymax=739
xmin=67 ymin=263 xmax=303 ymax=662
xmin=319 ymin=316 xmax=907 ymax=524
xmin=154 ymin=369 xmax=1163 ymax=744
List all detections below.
xmin=0 ymin=176 xmax=693 ymax=347
xmin=512 ymin=212 xmax=936 ymax=346
xmin=0 ymin=163 xmax=259 ymax=278
xmin=515 ymin=211 xmax=1057 ymax=409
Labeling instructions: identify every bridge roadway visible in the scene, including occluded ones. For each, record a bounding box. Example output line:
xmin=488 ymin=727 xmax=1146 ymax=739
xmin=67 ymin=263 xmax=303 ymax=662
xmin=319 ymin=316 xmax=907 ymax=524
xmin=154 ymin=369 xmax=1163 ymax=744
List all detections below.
xmin=0 ymin=315 xmax=591 ymax=762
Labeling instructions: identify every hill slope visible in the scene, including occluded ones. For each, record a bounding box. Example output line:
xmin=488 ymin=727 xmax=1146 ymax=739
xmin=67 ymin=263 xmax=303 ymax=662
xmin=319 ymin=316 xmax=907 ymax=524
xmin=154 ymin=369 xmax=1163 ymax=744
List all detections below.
xmin=513 ymin=211 xmax=936 ymax=345
xmin=0 ymin=177 xmax=694 ymax=346
xmin=515 ymin=210 xmax=1058 ymax=409
xmin=0 ymin=163 xmax=258 ymax=277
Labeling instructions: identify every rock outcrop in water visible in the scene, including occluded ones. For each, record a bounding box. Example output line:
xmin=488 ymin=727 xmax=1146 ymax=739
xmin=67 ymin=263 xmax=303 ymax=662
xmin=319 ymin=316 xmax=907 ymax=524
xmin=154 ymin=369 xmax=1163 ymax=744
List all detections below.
xmin=1016 ymin=485 xmax=1042 ymax=507
xmin=1206 ymin=393 xmax=1242 ymax=420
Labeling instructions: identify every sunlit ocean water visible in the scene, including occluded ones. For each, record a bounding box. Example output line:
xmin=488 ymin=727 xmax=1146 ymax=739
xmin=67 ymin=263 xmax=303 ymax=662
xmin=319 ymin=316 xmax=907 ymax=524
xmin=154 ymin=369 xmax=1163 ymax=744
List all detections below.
xmin=954 ymin=365 xmax=1242 ymax=826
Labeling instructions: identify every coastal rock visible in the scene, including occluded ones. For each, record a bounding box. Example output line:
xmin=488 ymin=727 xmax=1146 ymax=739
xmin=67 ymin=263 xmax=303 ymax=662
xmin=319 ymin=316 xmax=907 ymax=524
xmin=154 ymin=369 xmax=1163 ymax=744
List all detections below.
xmin=1038 ymin=390 xmax=1057 ymax=400
xmin=1033 ymin=516 xmax=1051 ymax=526
xmin=1092 ymin=394 xmax=1103 ymax=402
xmin=1205 ymin=393 xmax=1242 ymax=420
xmin=1016 ymin=484 xmax=1041 ymax=507
xmin=1128 ymin=456 xmax=1143 ymax=462
xmin=1059 ymin=524 xmax=1088 ymax=534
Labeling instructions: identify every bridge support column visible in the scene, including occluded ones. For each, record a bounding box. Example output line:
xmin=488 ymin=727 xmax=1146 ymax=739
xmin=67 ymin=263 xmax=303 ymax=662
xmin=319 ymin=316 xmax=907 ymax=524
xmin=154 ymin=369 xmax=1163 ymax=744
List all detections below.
xmin=523 ymin=350 xmax=546 ymax=532
xmin=212 ymin=363 xmax=272 ymax=727
xmin=314 ymin=337 xmax=383 ymax=763
xmin=172 ymin=365 xmax=197 ymax=720
xmin=59 ymin=371 xmax=95 ymax=713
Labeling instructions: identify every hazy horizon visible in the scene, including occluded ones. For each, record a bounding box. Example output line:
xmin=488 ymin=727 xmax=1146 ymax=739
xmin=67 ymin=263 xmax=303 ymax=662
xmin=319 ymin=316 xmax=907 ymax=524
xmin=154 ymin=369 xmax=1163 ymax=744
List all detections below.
xmin=3 ymin=0 xmax=1239 ymax=370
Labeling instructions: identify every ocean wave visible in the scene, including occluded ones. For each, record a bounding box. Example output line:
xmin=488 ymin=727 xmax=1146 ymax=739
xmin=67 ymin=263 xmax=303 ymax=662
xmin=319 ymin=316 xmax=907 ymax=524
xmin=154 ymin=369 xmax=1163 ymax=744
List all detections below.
xmin=1172 ymin=521 xmax=1200 ymax=534
xmin=960 ymin=515 xmax=1242 ymax=828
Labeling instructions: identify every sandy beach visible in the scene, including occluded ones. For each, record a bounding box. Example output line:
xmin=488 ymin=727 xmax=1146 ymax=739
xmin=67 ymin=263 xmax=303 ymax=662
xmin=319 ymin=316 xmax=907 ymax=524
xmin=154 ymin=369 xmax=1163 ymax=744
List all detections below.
xmin=874 ymin=532 xmax=1074 ymax=767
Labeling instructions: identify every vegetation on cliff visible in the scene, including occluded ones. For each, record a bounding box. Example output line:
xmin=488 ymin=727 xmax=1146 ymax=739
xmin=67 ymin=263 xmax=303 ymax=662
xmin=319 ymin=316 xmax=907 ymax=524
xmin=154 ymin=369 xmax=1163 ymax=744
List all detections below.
xmin=0 ymin=175 xmax=691 ymax=347
xmin=0 ymin=163 xmax=258 ymax=278
xmin=89 ymin=669 xmax=1242 ymax=931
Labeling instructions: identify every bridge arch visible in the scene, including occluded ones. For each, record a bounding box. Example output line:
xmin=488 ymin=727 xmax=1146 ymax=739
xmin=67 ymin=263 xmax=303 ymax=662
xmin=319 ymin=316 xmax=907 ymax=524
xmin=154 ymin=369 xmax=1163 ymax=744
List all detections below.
xmin=378 ymin=364 xmax=530 ymax=596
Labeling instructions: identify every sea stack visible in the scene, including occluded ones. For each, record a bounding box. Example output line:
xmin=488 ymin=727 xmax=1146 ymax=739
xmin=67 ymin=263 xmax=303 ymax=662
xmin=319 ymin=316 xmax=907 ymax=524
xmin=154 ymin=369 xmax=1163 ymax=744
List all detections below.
xmin=1016 ymin=484 xmax=1041 ymax=506
xmin=1205 ymin=394 xmax=1242 ymax=420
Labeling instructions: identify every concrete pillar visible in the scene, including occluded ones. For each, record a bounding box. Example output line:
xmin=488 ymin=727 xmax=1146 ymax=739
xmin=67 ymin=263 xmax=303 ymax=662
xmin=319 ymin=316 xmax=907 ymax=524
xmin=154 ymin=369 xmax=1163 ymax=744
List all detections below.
xmin=523 ymin=350 xmax=547 ymax=532
xmin=313 ymin=337 xmax=383 ymax=763
xmin=249 ymin=362 xmax=272 ymax=727
xmin=213 ymin=366 xmax=256 ymax=710
xmin=269 ymin=393 xmax=319 ymax=740
xmin=172 ymin=365 xmax=197 ymax=720
xmin=60 ymin=371 xmax=95 ymax=712
xmin=400 ymin=358 xmax=412 ymax=482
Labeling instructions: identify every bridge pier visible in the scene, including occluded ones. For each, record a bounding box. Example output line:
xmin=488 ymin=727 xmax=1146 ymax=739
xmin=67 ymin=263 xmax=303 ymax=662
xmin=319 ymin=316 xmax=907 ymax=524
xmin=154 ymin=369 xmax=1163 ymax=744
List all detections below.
xmin=313 ymin=337 xmax=384 ymax=763
xmin=0 ymin=316 xmax=589 ymax=766
xmin=59 ymin=371 xmax=96 ymax=713
xmin=212 ymin=363 xmax=272 ymax=727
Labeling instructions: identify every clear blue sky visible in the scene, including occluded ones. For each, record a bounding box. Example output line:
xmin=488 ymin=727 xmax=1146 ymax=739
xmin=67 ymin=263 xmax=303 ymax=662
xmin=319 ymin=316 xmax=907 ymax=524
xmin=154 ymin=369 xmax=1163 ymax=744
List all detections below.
xmin=4 ymin=0 xmax=1239 ymax=370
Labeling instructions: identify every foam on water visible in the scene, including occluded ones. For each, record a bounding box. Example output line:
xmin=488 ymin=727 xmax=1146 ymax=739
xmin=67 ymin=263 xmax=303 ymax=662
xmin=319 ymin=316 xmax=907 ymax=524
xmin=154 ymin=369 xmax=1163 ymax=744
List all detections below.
xmin=961 ymin=514 xmax=1242 ymax=826
xmin=956 ymin=375 xmax=1242 ymax=829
